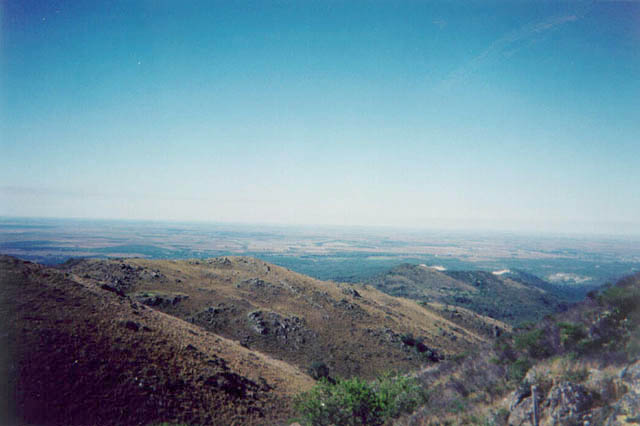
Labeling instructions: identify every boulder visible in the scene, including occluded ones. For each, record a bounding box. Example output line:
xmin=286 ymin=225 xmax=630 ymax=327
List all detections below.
xmin=544 ymin=381 xmax=593 ymax=424
xmin=602 ymin=360 xmax=640 ymax=425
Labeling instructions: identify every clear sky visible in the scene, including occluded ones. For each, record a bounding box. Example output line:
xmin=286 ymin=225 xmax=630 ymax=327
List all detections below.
xmin=1 ymin=1 xmax=639 ymax=235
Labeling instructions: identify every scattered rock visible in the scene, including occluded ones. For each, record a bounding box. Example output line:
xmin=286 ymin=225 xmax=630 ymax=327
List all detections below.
xmin=545 ymin=382 xmax=593 ymax=424
xmin=236 ymin=278 xmax=277 ymax=292
xmin=247 ymin=311 xmax=269 ymax=335
xmin=602 ymin=360 xmax=640 ymax=425
xmin=246 ymin=310 xmax=314 ymax=349
xmin=337 ymin=298 xmax=356 ymax=310
xmin=133 ymin=292 xmax=188 ymax=307
xmin=211 ymin=257 xmax=232 ymax=267
xmin=508 ymin=381 xmax=594 ymax=425
xmin=204 ymin=372 xmax=258 ymax=398
xmin=100 ymin=283 xmax=125 ymax=297
xmin=341 ymin=286 xmax=361 ymax=298
xmin=190 ymin=304 xmax=234 ymax=329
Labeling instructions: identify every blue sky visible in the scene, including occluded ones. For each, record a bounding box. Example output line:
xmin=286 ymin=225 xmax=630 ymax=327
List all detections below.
xmin=1 ymin=1 xmax=639 ymax=235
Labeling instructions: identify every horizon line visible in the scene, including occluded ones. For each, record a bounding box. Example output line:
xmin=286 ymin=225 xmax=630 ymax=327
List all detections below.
xmin=2 ymin=214 xmax=639 ymax=240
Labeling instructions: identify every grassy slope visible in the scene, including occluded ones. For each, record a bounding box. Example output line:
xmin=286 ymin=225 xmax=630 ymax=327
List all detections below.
xmin=366 ymin=264 xmax=567 ymax=325
xmin=400 ymin=271 xmax=640 ymax=425
xmin=1 ymin=256 xmax=313 ymax=426
xmin=59 ymin=257 xmax=508 ymax=379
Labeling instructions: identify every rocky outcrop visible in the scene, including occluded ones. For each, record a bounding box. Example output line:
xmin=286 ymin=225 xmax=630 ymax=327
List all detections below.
xmin=544 ymin=382 xmax=593 ymax=424
xmin=189 ymin=304 xmax=234 ymax=330
xmin=133 ymin=291 xmax=188 ymax=307
xmin=602 ymin=360 xmax=640 ymax=425
xmin=508 ymin=380 xmax=593 ymax=425
xmin=246 ymin=310 xmax=315 ymax=350
xmin=340 ymin=285 xmax=361 ymax=298
xmin=364 ymin=327 xmax=442 ymax=362
xmin=505 ymin=361 xmax=640 ymax=426
xmin=247 ymin=311 xmax=269 ymax=335
xmin=78 ymin=262 xmax=166 ymax=293
xmin=236 ymin=278 xmax=276 ymax=291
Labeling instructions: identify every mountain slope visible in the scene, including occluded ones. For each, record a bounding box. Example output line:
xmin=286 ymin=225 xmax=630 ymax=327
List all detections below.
xmin=401 ymin=271 xmax=640 ymax=425
xmin=1 ymin=256 xmax=313 ymax=426
xmin=366 ymin=264 xmax=568 ymax=325
xmin=59 ymin=256 xmax=508 ymax=379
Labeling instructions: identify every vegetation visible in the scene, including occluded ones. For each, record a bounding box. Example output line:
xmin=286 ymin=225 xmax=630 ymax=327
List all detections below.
xmin=507 ymin=358 xmax=532 ymax=383
xmin=294 ymin=374 xmax=425 ymax=426
xmin=599 ymin=282 xmax=640 ymax=323
xmin=368 ymin=265 xmax=572 ymax=326
xmin=558 ymin=322 xmax=587 ymax=348
xmin=561 ymin=367 xmax=589 ymax=383
xmin=514 ymin=329 xmax=550 ymax=359
xmin=405 ymin=273 xmax=640 ymax=424
xmin=6 ymin=251 xmax=640 ymax=425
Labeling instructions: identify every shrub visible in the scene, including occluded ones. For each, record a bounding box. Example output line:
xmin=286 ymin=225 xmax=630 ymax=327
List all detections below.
xmin=401 ymin=333 xmax=417 ymax=346
xmin=507 ymin=358 xmax=531 ymax=383
xmin=562 ymin=367 xmax=589 ymax=383
xmin=488 ymin=407 xmax=510 ymax=425
xmin=558 ymin=322 xmax=587 ymax=349
xmin=294 ymin=374 xmax=425 ymax=426
xmin=515 ymin=321 xmax=536 ymax=331
xmin=493 ymin=335 xmax=517 ymax=364
xmin=514 ymin=329 xmax=550 ymax=359
xmin=626 ymin=328 xmax=640 ymax=359
xmin=600 ymin=285 xmax=640 ymax=323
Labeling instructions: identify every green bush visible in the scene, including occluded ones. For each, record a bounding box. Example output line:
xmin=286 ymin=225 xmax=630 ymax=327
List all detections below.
xmin=626 ymin=328 xmax=640 ymax=359
xmin=562 ymin=367 xmax=589 ymax=383
xmin=294 ymin=374 xmax=425 ymax=426
xmin=507 ymin=358 xmax=532 ymax=383
xmin=558 ymin=322 xmax=587 ymax=349
xmin=514 ymin=329 xmax=550 ymax=359
xmin=600 ymin=285 xmax=640 ymax=323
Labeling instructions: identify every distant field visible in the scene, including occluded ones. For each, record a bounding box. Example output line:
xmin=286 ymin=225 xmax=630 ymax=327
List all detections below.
xmin=1 ymin=217 xmax=638 ymax=288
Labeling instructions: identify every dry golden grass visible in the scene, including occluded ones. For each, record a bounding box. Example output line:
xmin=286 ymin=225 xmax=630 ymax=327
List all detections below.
xmin=62 ymin=256 xmax=506 ymax=379
xmin=1 ymin=256 xmax=313 ymax=426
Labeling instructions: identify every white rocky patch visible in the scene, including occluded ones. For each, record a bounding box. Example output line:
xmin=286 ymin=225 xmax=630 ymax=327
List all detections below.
xmin=547 ymin=272 xmax=591 ymax=284
xmin=420 ymin=264 xmax=446 ymax=271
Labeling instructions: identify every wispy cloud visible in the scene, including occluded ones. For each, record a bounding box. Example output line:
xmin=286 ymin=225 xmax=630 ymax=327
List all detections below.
xmin=438 ymin=7 xmax=591 ymax=92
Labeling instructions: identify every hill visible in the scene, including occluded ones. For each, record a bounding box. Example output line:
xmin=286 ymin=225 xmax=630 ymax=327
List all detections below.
xmin=58 ymin=257 xmax=508 ymax=380
xmin=4 ymin=254 xmax=637 ymax=425
xmin=366 ymin=264 xmax=570 ymax=325
xmin=0 ymin=255 xmax=313 ymax=425
xmin=400 ymin=271 xmax=640 ymax=425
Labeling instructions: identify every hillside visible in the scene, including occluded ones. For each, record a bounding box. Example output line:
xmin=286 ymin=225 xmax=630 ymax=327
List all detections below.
xmin=4 ymin=254 xmax=638 ymax=425
xmin=0 ymin=255 xmax=313 ymax=425
xmin=366 ymin=264 xmax=569 ymax=325
xmin=58 ymin=257 xmax=508 ymax=380
xmin=399 ymin=271 xmax=640 ymax=425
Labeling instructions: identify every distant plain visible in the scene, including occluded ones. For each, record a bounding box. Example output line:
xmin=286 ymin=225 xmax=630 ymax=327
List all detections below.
xmin=1 ymin=217 xmax=638 ymax=288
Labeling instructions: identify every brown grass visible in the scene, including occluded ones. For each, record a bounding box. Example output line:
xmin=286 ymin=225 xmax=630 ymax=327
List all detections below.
xmin=60 ymin=256 xmax=505 ymax=380
xmin=1 ymin=255 xmax=313 ymax=425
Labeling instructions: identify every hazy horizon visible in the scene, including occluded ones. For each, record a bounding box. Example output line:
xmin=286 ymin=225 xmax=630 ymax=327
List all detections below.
xmin=3 ymin=215 xmax=640 ymax=239
xmin=2 ymin=1 xmax=639 ymax=235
